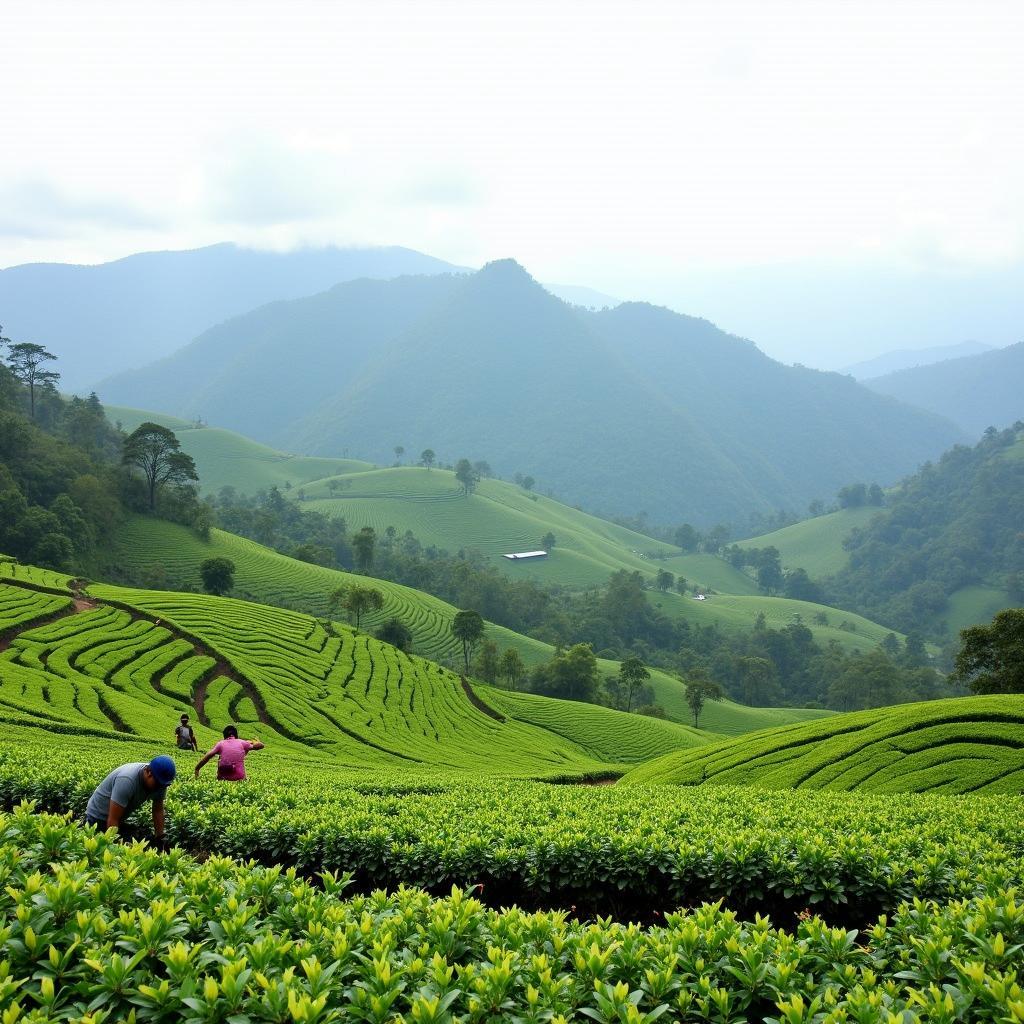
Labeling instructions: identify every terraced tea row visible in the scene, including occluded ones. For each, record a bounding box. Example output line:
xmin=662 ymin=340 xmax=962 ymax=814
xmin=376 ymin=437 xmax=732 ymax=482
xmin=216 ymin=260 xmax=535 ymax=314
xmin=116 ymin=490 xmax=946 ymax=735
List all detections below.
xmin=1 ymin=565 xmax=704 ymax=776
xmin=95 ymin=517 xmax=835 ymax=734
xmin=5 ymin=808 xmax=1022 ymax=1024
xmin=620 ymin=695 xmax=1024 ymax=794
xmin=1 ymin=734 xmax=1021 ymax=924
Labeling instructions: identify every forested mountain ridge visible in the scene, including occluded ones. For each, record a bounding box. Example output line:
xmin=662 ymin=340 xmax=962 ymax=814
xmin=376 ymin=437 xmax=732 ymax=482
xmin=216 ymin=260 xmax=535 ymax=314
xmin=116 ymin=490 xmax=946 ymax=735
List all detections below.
xmin=864 ymin=341 xmax=1024 ymax=437
xmin=828 ymin=423 xmax=1024 ymax=636
xmin=0 ymin=243 xmax=465 ymax=389
xmin=99 ymin=259 xmax=964 ymax=525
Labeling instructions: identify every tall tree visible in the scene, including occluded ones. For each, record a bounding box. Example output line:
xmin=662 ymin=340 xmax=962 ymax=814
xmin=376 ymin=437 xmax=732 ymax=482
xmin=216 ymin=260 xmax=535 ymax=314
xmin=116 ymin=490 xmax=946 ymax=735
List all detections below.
xmin=684 ymin=676 xmax=724 ymax=728
xmin=654 ymin=568 xmax=674 ymax=592
xmin=376 ymin=617 xmax=412 ymax=651
xmin=329 ymin=584 xmax=384 ymax=630
xmin=122 ymin=422 xmax=198 ymax=511
xmin=951 ymin=609 xmax=1024 ymax=694
xmin=455 ymin=458 xmax=479 ymax=495
xmin=474 ymin=640 xmax=500 ymax=683
xmin=618 ymin=656 xmax=651 ymax=712
xmin=451 ymin=609 xmax=485 ymax=673
xmin=420 ymin=449 xmax=436 ymax=470
xmin=393 ymin=445 xmax=404 ymax=464
xmin=199 ymin=557 xmax=235 ymax=596
xmin=352 ymin=526 xmax=376 ymax=571
xmin=499 ymin=647 xmax=526 ymax=690
xmin=5 ymin=342 xmax=60 ymax=421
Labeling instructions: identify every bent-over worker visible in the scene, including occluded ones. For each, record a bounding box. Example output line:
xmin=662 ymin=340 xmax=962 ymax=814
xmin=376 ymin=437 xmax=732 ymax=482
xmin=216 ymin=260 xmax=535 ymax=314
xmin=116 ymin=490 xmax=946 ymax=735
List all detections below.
xmin=85 ymin=755 xmax=176 ymax=843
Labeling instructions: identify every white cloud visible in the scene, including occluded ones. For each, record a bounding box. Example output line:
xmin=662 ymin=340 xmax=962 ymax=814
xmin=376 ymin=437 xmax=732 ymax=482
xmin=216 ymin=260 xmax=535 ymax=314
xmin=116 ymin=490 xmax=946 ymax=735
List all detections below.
xmin=2 ymin=0 xmax=1022 ymax=359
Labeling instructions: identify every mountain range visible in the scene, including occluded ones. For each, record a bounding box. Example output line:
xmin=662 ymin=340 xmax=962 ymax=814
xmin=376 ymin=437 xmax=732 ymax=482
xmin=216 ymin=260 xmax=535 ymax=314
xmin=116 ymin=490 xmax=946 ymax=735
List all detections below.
xmin=841 ymin=341 xmax=994 ymax=380
xmin=863 ymin=342 xmax=1024 ymax=438
xmin=98 ymin=259 xmax=964 ymax=525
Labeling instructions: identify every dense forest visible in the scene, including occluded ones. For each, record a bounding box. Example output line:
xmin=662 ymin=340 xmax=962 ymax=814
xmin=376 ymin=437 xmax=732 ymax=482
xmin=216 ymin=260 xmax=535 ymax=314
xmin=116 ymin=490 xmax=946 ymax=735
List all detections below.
xmin=829 ymin=424 xmax=1024 ymax=636
xmin=0 ymin=335 xmax=204 ymax=569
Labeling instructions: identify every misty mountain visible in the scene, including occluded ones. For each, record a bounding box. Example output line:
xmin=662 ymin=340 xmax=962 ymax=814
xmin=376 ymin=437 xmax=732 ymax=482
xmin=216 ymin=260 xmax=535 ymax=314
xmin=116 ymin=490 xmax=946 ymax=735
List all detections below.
xmin=0 ymin=243 xmax=465 ymax=390
xmin=98 ymin=260 xmax=964 ymax=525
xmin=841 ymin=340 xmax=994 ymax=380
xmin=864 ymin=342 xmax=1024 ymax=438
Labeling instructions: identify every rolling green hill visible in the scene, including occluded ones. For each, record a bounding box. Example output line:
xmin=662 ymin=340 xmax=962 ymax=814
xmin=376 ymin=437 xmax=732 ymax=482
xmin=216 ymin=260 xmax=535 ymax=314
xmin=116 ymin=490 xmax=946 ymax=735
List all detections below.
xmin=619 ymin=695 xmax=1024 ymax=794
xmin=736 ymin=507 xmax=879 ymax=579
xmin=107 ymin=405 xmax=373 ymax=493
xmin=89 ymin=516 xmax=832 ymax=733
xmin=100 ymin=410 xmax=922 ymax=648
xmin=0 ymin=559 xmax=713 ymax=778
xmin=301 ymin=466 xmax=678 ymax=588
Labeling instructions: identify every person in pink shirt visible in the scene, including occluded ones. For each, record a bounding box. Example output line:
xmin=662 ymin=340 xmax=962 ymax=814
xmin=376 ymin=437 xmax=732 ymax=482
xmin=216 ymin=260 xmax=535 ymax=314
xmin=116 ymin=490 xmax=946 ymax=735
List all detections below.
xmin=194 ymin=725 xmax=265 ymax=781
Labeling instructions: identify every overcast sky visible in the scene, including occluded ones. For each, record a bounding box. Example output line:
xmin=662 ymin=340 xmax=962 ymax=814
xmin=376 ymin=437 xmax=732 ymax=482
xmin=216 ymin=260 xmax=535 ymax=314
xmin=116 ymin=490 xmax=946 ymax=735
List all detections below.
xmin=3 ymin=0 xmax=1023 ymax=366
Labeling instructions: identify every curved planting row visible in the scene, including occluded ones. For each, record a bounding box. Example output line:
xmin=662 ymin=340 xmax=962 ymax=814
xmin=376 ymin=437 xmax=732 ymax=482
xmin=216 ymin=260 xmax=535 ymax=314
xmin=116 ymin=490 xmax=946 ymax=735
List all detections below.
xmin=1 ymin=739 xmax=1022 ymax=927
xmin=0 ymin=558 xmax=77 ymax=592
xmin=89 ymin=584 xmax=610 ymax=775
xmin=4 ymin=807 xmax=1022 ymax=1024
xmin=620 ymin=695 xmax=1024 ymax=794
xmin=484 ymin=686 xmax=709 ymax=763
xmin=0 ymin=583 xmax=72 ymax=631
xmin=103 ymin=518 xmax=467 ymax=662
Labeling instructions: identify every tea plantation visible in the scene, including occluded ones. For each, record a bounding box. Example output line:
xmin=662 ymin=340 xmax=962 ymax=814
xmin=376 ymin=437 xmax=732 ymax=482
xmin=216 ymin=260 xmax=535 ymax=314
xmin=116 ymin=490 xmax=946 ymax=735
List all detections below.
xmin=620 ymin=695 xmax=1024 ymax=794
xmin=2 ymin=556 xmax=1023 ymax=1020
xmin=1 ymin=567 xmax=712 ymax=776
xmin=93 ymin=516 xmax=835 ymax=734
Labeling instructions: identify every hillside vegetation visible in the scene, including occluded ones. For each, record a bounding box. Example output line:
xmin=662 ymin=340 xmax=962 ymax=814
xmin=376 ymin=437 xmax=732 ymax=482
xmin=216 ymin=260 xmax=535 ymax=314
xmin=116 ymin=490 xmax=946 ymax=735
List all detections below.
xmin=107 ymin=405 xmax=373 ymax=493
xmin=829 ymin=423 xmax=1024 ymax=636
xmin=0 ymin=559 xmax=710 ymax=776
xmin=89 ymin=516 xmax=831 ymax=732
xmin=94 ymin=411 xmax=916 ymax=656
xmin=99 ymin=260 xmax=963 ymax=524
xmin=620 ymin=695 xmax=1024 ymax=794
xmin=736 ymin=507 xmax=878 ymax=579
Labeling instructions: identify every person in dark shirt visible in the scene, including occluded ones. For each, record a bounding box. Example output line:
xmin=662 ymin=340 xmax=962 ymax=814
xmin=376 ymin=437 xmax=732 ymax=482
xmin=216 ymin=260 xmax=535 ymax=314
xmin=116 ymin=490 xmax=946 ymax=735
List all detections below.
xmin=85 ymin=756 xmax=176 ymax=843
xmin=174 ymin=713 xmax=198 ymax=751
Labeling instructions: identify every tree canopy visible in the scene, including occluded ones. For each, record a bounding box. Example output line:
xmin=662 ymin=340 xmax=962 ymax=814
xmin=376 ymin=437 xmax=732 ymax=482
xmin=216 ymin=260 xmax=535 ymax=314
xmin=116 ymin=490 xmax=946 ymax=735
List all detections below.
xmin=122 ymin=422 xmax=198 ymax=511
xmin=951 ymin=609 xmax=1024 ymax=694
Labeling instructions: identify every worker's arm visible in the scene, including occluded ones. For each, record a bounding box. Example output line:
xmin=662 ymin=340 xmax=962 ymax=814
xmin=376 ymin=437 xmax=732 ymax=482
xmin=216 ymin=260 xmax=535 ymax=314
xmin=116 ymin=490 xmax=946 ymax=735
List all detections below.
xmin=152 ymin=801 xmax=165 ymax=840
xmin=194 ymin=748 xmax=217 ymax=777
xmin=106 ymin=800 xmax=126 ymax=831
xmin=247 ymin=737 xmax=265 ymax=751
xmin=191 ymin=733 xmax=198 ymax=751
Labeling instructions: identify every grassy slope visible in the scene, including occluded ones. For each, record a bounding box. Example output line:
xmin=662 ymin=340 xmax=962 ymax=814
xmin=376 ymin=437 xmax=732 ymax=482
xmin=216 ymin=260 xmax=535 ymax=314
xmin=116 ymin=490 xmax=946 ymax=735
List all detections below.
xmin=107 ymin=405 xmax=372 ymax=493
xmin=302 ymin=466 xmax=678 ymax=589
xmin=943 ymin=585 xmax=1015 ymax=635
xmin=91 ymin=516 xmax=831 ymax=734
xmin=735 ymin=508 xmax=879 ymax=578
xmin=105 ymin=411 xmax=907 ymax=644
xmin=620 ymin=695 xmax=1024 ymax=795
xmin=0 ymin=568 xmax=712 ymax=778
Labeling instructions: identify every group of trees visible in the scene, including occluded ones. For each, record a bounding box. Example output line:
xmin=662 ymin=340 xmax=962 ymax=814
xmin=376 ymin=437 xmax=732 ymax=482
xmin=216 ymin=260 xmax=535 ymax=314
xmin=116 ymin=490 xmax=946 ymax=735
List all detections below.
xmin=830 ymin=425 xmax=1024 ymax=636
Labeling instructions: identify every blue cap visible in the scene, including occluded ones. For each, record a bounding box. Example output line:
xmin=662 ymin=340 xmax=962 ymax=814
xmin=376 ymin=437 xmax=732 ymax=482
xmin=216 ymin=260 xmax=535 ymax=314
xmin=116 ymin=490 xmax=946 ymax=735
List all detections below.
xmin=149 ymin=755 xmax=177 ymax=786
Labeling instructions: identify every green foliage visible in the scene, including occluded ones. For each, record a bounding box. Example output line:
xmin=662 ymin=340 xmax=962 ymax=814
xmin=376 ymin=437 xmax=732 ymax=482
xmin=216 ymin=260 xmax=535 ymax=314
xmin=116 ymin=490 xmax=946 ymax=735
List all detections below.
xmin=451 ymin=609 xmax=485 ymax=672
xmin=952 ymin=608 xmax=1024 ymax=694
xmin=684 ymin=676 xmax=724 ymax=728
xmin=622 ymin=695 xmax=1024 ymax=794
xmin=1 ymin=807 xmax=1022 ymax=1023
xmin=122 ymin=421 xmax=199 ymax=512
xmin=830 ymin=424 xmax=1024 ymax=636
xmin=199 ymin=556 xmax=235 ymax=596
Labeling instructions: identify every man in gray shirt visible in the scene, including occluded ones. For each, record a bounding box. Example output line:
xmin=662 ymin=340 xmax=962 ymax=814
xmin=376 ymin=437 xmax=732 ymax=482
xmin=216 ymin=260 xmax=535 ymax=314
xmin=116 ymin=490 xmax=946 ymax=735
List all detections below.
xmin=85 ymin=756 xmax=176 ymax=843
